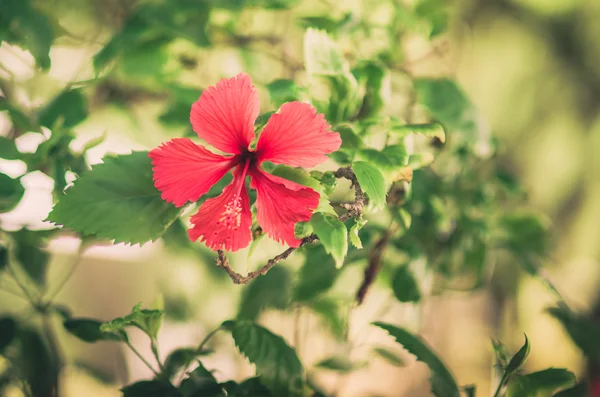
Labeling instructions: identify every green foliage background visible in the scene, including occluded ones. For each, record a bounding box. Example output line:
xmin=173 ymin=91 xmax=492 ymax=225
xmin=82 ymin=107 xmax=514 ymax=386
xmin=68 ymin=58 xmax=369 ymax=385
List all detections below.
xmin=1 ymin=0 xmax=600 ymax=396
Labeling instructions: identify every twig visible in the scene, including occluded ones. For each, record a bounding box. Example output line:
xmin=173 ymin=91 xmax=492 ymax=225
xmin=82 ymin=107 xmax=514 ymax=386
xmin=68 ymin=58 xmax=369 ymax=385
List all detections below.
xmin=216 ymin=166 xmax=364 ymax=284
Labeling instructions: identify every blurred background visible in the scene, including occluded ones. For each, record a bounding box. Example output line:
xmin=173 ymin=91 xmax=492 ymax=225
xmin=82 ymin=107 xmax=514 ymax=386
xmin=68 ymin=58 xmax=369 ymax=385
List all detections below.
xmin=1 ymin=0 xmax=599 ymax=396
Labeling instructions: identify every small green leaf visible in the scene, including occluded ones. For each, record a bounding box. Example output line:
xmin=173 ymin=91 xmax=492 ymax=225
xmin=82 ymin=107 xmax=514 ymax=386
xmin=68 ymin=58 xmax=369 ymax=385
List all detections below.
xmin=349 ymin=217 xmax=367 ymax=249
xmin=100 ymin=303 xmax=164 ymax=339
xmin=179 ymin=362 xmax=224 ymax=397
xmin=391 ymin=265 xmax=421 ymax=303
xmin=304 ymin=28 xmax=347 ymax=76
xmin=18 ymin=327 xmax=58 ymax=397
xmin=10 ymin=228 xmax=53 ymax=287
xmin=63 ymin=318 xmax=125 ymax=343
xmin=223 ymin=321 xmax=304 ymax=397
xmin=0 ymin=173 xmax=24 ymax=213
xmin=390 ymin=123 xmax=446 ymax=144
xmin=0 ymin=317 xmax=17 ymax=354
xmin=353 ymin=61 xmax=389 ymax=119
xmin=121 ymin=380 xmax=180 ymax=397
xmin=372 ymin=346 xmax=405 ymax=367
xmin=238 ymin=266 xmax=291 ymax=320
xmin=294 ymin=221 xmax=313 ymax=239
xmin=255 ymin=111 xmax=276 ymax=130
xmin=315 ymin=356 xmax=366 ymax=373
xmin=266 ymin=79 xmax=304 ymax=107
xmin=352 ymin=161 xmax=386 ymax=210
xmin=373 ymin=322 xmax=460 ymax=397
xmin=293 ymin=245 xmax=338 ymax=302
xmin=310 ymin=212 xmax=348 ymax=268
xmin=38 ymin=89 xmax=88 ymax=129
xmin=47 ymin=152 xmax=182 ymax=245
xmin=336 ymin=125 xmax=364 ymax=150
xmin=0 ymin=137 xmax=21 ymax=160
xmin=506 ymin=368 xmax=576 ymax=397
xmin=547 ymin=306 xmax=600 ymax=359
xmin=491 ymin=339 xmax=509 ymax=367
xmin=505 ymin=334 xmax=530 ymax=377
xmin=499 ymin=212 xmax=550 ymax=264
xmin=553 ymin=382 xmax=588 ymax=397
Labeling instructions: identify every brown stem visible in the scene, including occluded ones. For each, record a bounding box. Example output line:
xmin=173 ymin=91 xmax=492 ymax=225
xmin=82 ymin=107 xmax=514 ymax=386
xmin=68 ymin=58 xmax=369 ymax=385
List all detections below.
xmin=216 ymin=166 xmax=364 ymax=284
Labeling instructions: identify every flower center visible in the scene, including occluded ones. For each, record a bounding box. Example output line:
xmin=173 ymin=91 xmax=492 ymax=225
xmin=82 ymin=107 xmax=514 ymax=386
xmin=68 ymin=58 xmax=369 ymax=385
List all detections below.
xmin=217 ymin=156 xmax=253 ymax=231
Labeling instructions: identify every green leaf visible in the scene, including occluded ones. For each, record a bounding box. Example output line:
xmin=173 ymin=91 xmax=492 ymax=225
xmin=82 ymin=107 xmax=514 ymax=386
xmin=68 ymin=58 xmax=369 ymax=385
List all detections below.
xmin=221 ymin=377 xmax=272 ymax=397
xmin=0 ymin=137 xmax=21 ymax=160
xmin=309 ymin=298 xmax=346 ymax=340
xmin=63 ymin=318 xmax=126 ymax=343
xmin=180 ymin=362 xmax=225 ymax=397
xmin=223 ymin=321 xmax=304 ymax=397
xmin=390 ymin=123 xmax=446 ymax=144
xmin=336 ymin=125 xmax=364 ymax=150
xmin=10 ymin=228 xmax=52 ymax=287
xmin=373 ymin=322 xmax=460 ymax=397
xmin=18 ymin=327 xmax=58 ymax=397
xmin=349 ymin=217 xmax=367 ymax=249
xmin=352 ymin=161 xmax=386 ymax=210
xmin=0 ymin=244 xmax=7 ymax=272
xmin=413 ymin=79 xmax=480 ymax=142
xmin=505 ymin=334 xmax=530 ymax=377
xmin=499 ymin=212 xmax=549 ymax=262
xmin=353 ymin=61 xmax=388 ymax=119
xmin=270 ymin=165 xmax=335 ymax=215
xmin=0 ymin=317 xmax=17 ymax=354
xmin=121 ymin=380 xmax=180 ymax=397
xmin=238 ymin=266 xmax=291 ymax=320
xmin=304 ymin=28 xmax=348 ymax=76
xmin=266 ymin=79 xmax=304 ymax=107
xmin=372 ymin=346 xmax=405 ymax=367
xmin=0 ymin=173 xmax=24 ymax=213
xmin=491 ymin=339 xmax=509 ymax=367
xmin=0 ymin=100 xmax=35 ymax=132
xmin=553 ymin=383 xmax=588 ymax=397
xmin=415 ymin=0 xmax=448 ymax=38
xmin=293 ymin=245 xmax=338 ymax=302
xmin=163 ymin=348 xmax=197 ymax=379
xmin=506 ymin=368 xmax=576 ymax=397
xmin=310 ymin=212 xmax=348 ymax=269
xmin=38 ymin=89 xmax=88 ymax=129
xmin=547 ymin=306 xmax=600 ymax=359
xmin=315 ymin=356 xmax=366 ymax=373
xmin=100 ymin=303 xmax=164 ymax=339
xmin=391 ymin=265 xmax=421 ymax=303
xmin=47 ymin=152 xmax=182 ymax=245
xmin=357 ymin=144 xmax=409 ymax=172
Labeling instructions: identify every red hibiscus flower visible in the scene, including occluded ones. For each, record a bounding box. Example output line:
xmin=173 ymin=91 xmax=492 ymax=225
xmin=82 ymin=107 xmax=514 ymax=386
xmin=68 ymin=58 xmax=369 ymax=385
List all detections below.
xmin=149 ymin=73 xmax=341 ymax=252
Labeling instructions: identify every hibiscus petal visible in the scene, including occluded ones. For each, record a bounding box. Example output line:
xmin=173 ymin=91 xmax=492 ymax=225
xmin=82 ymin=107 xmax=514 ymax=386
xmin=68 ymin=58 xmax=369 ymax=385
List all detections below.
xmin=188 ymin=166 xmax=252 ymax=251
xmin=250 ymin=167 xmax=319 ymax=247
xmin=190 ymin=73 xmax=259 ymax=154
xmin=149 ymin=138 xmax=236 ymax=207
xmin=256 ymin=101 xmax=342 ymax=168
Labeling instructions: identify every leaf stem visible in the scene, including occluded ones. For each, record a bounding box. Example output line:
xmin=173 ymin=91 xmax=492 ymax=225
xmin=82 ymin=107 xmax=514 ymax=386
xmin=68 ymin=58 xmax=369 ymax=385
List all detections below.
xmin=46 ymin=241 xmax=86 ymax=302
xmin=177 ymin=326 xmax=223 ymax=384
xmin=125 ymin=340 xmax=160 ymax=376
xmin=150 ymin=338 xmax=165 ymax=372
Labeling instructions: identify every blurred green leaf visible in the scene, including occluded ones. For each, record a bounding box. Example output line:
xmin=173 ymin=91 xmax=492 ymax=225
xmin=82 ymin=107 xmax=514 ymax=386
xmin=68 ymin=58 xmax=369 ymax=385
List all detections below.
xmin=353 ymin=61 xmax=388 ymax=119
xmin=336 ymin=125 xmax=364 ymax=150
xmin=507 ymin=368 xmax=576 ymax=397
xmin=415 ymin=0 xmax=448 ymax=37
xmin=0 ymin=173 xmax=24 ymax=213
xmin=0 ymin=244 xmax=7 ymax=272
xmin=266 ymin=79 xmax=304 ymax=107
xmin=121 ymin=380 xmax=180 ymax=397
xmin=47 ymin=152 xmax=182 ymax=245
xmin=18 ymin=327 xmax=58 ymax=397
xmin=164 ymin=348 xmax=209 ymax=380
xmin=373 ymin=322 xmax=460 ymax=397
xmin=238 ymin=266 xmax=291 ymax=320
xmin=304 ymin=28 xmax=347 ymax=76
xmin=391 ymin=265 xmax=421 ymax=303
xmin=0 ymin=137 xmax=21 ymax=160
xmin=352 ymin=161 xmax=386 ymax=210
xmin=0 ymin=100 xmax=35 ymax=132
xmin=414 ymin=79 xmax=480 ymax=143
xmin=221 ymin=377 xmax=272 ymax=397
xmin=38 ymin=89 xmax=88 ymax=129
xmin=63 ymin=318 xmax=126 ymax=343
xmin=310 ymin=212 xmax=348 ymax=268
xmin=0 ymin=317 xmax=17 ymax=354
xmin=547 ymin=306 xmax=600 ymax=359
xmin=357 ymin=144 xmax=409 ymax=172
xmin=372 ymin=346 xmax=405 ymax=367
xmin=553 ymin=383 xmax=589 ymax=397
xmin=0 ymin=0 xmax=53 ymax=69
xmin=315 ymin=356 xmax=366 ymax=373
xmin=10 ymin=228 xmax=53 ymax=287
xmin=499 ymin=211 xmax=549 ymax=262
xmin=491 ymin=339 xmax=509 ymax=368
xmin=222 ymin=321 xmax=304 ymax=397
xmin=293 ymin=245 xmax=338 ymax=302
xmin=179 ymin=362 xmax=224 ymax=397
xmin=298 ymin=13 xmax=352 ymax=33
xmin=309 ymin=298 xmax=345 ymax=340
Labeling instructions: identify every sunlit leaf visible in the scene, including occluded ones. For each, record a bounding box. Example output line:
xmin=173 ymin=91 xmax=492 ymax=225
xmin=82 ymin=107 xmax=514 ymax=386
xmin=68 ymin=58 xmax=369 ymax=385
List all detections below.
xmin=352 ymin=161 xmax=386 ymax=210
xmin=310 ymin=212 xmax=347 ymax=268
